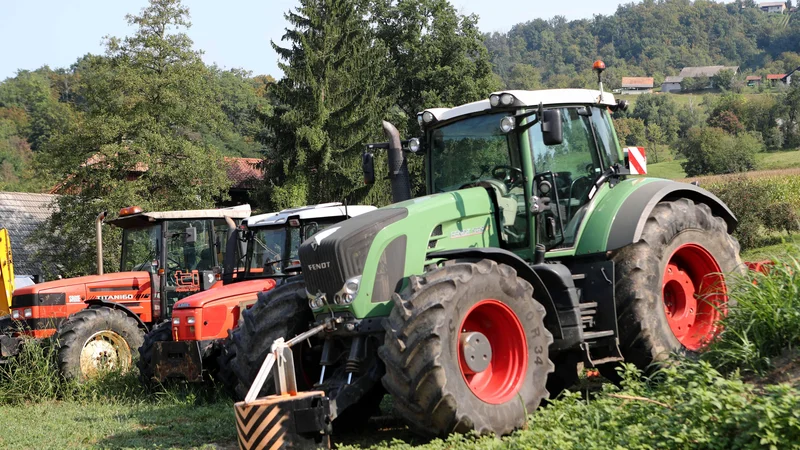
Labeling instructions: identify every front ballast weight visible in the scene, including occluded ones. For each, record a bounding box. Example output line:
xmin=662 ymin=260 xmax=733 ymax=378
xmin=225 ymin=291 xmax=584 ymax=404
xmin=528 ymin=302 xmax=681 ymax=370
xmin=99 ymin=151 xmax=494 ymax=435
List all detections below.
xmin=234 ymin=319 xmax=340 ymax=450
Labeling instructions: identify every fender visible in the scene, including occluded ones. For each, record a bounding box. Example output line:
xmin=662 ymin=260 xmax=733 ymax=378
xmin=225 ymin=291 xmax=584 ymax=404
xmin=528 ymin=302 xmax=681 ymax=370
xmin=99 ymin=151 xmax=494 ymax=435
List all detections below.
xmin=85 ymin=299 xmax=149 ymax=331
xmin=605 ymin=180 xmax=737 ymax=252
xmin=427 ymin=247 xmax=583 ymax=350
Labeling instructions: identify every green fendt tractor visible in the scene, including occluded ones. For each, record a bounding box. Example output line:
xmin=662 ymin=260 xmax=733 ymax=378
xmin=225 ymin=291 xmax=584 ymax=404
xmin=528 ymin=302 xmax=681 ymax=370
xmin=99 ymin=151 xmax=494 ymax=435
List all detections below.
xmin=229 ymin=62 xmax=742 ymax=445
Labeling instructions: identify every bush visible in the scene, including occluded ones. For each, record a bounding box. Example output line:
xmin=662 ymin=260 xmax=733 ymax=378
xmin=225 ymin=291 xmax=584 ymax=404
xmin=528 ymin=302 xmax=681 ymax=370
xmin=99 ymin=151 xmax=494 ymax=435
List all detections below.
xmin=679 ymin=127 xmax=761 ymax=177
xmin=704 ymin=175 xmax=800 ymax=249
xmin=703 ymin=258 xmax=800 ymax=375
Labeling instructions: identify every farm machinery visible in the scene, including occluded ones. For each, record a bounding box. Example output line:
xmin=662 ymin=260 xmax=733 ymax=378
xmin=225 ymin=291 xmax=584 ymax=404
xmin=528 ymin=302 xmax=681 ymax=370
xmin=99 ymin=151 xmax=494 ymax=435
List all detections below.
xmin=136 ymin=203 xmax=375 ymax=386
xmin=0 ymin=205 xmax=251 ymax=379
xmin=224 ymin=63 xmax=747 ymax=448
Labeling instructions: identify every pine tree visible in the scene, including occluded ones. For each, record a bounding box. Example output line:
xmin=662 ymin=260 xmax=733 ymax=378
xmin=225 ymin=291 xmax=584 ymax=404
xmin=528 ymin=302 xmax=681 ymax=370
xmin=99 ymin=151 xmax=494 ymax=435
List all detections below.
xmin=265 ymin=0 xmax=391 ymax=209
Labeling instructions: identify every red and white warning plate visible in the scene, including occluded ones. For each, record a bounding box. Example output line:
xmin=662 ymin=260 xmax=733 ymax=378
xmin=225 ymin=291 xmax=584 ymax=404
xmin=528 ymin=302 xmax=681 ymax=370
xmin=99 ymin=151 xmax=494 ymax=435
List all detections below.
xmin=624 ymin=146 xmax=647 ymax=175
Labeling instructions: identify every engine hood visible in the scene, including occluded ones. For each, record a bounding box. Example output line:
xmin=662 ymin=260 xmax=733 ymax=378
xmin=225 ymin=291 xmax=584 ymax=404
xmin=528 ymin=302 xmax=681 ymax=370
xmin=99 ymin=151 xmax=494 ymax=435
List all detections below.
xmin=12 ymin=272 xmax=151 ymax=296
xmin=172 ymin=278 xmax=277 ymax=309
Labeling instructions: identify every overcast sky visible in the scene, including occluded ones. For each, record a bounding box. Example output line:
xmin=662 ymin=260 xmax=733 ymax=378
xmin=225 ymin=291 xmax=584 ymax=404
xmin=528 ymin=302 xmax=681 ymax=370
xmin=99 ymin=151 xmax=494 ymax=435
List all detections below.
xmin=0 ymin=0 xmax=631 ymax=81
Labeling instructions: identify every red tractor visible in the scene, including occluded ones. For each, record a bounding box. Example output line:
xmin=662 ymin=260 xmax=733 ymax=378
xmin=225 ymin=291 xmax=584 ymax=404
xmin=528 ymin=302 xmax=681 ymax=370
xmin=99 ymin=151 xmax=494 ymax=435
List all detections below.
xmin=0 ymin=205 xmax=251 ymax=379
xmin=136 ymin=203 xmax=375 ymax=386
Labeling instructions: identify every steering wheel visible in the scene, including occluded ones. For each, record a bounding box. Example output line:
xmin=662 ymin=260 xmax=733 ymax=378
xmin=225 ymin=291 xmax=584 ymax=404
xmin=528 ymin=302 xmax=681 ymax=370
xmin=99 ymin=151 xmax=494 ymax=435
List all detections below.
xmin=491 ymin=165 xmax=523 ymax=190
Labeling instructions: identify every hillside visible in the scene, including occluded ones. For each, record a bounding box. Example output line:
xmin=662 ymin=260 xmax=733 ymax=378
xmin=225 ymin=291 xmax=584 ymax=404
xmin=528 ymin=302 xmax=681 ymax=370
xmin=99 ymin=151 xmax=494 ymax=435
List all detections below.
xmin=486 ymin=0 xmax=800 ymax=89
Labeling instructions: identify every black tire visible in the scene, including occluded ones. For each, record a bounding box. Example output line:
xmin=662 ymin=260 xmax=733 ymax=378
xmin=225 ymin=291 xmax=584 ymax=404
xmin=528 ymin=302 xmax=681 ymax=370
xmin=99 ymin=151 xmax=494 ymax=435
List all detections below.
xmin=0 ymin=315 xmax=11 ymax=333
xmin=55 ymin=307 xmax=144 ymax=380
xmin=379 ymin=259 xmax=554 ymax=437
xmin=214 ymin=336 xmax=239 ymax=397
xmin=136 ymin=320 xmax=172 ymax=385
xmin=603 ymin=198 xmax=743 ymax=380
xmin=546 ymin=351 xmax=581 ymax=400
xmin=229 ymin=280 xmax=313 ymax=400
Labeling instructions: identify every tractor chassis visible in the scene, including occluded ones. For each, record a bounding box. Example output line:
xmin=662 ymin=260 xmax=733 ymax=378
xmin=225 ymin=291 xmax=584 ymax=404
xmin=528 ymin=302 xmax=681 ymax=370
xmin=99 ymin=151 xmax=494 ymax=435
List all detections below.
xmin=151 ymin=339 xmax=215 ymax=382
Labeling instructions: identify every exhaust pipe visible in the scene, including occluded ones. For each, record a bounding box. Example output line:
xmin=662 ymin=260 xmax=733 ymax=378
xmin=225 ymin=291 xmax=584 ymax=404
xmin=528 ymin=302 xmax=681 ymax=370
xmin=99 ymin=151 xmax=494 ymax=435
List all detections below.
xmin=96 ymin=210 xmax=107 ymax=275
xmin=382 ymin=121 xmax=411 ymax=203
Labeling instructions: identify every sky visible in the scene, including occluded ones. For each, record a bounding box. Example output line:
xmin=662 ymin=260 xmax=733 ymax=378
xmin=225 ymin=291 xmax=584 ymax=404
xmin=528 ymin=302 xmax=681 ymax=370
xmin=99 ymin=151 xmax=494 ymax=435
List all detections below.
xmin=0 ymin=0 xmax=627 ymax=81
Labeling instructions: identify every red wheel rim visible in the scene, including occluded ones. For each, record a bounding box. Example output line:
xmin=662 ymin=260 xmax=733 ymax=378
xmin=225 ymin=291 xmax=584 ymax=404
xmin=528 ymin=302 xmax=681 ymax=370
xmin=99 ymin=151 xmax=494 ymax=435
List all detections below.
xmin=662 ymin=243 xmax=727 ymax=351
xmin=457 ymin=299 xmax=528 ymax=404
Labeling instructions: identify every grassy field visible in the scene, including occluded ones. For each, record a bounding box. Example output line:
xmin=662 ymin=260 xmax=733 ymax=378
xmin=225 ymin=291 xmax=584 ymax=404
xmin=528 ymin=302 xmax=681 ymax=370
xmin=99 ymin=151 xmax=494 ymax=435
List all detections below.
xmin=646 ymin=149 xmax=800 ymax=180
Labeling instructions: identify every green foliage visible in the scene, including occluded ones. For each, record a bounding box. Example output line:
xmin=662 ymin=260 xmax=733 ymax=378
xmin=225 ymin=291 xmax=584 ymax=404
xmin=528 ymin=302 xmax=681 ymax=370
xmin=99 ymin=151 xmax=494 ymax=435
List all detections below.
xmin=704 ymin=175 xmax=800 ymax=249
xmin=264 ymin=0 xmax=392 ymax=210
xmin=704 ymin=259 xmax=800 ymax=376
xmin=679 ymin=127 xmax=761 ymax=177
xmin=31 ymin=0 xmax=234 ymax=276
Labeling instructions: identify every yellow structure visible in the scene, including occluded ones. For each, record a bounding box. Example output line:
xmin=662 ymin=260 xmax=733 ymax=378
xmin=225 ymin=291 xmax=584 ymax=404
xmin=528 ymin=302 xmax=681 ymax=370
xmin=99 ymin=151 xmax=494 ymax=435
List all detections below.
xmin=0 ymin=229 xmax=13 ymax=315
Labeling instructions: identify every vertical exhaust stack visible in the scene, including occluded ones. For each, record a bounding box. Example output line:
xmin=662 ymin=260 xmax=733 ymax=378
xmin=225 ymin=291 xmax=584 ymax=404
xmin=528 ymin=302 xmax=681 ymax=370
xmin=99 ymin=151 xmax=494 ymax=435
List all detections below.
xmin=383 ymin=121 xmax=412 ymax=203
xmin=96 ymin=211 xmax=107 ymax=275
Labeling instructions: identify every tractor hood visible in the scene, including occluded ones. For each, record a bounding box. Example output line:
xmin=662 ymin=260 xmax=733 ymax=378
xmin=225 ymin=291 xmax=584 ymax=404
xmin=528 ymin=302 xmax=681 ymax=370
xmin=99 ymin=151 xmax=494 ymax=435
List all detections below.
xmin=300 ymin=187 xmax=499 ymax=318
xmin=171 ymin=278 xmax=277 ymax=310
xmin=11 ymin=271 xmax=152 ymax=307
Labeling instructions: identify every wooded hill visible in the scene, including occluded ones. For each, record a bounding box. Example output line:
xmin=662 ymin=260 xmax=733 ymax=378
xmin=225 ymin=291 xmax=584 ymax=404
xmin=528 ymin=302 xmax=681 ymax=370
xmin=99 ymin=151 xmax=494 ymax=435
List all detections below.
xmin=486 ymin=0 xmax=800 ymax=90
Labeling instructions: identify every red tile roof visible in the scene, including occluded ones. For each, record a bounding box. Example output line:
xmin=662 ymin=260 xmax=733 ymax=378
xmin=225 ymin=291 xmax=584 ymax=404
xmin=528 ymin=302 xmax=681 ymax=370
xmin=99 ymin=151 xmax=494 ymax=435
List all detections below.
xmin=767 ymin=74 xmax=786 ymax=80
xmin=225 ymin=157 xmax=263 ymax=190
xmin=746 ymin=76 xmax=763 ymax=81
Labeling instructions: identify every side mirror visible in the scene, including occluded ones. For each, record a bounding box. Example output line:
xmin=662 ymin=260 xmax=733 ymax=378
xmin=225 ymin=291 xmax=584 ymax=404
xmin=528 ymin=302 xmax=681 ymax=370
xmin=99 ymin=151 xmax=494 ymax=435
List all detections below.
xmin=304 ymin=222 xmax=319 ymax=238
xmin=362 ymin=152 xmax=375 ymax=185
xmin=541 ymin=110 xmax=563 ymax=146
xmin=185 ymin=226 xmax=197 ymax=244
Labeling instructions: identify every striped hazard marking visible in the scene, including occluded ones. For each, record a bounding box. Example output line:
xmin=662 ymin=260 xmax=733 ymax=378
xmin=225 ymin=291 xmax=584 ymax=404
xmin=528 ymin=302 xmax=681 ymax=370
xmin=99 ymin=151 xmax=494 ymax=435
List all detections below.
xmin=234 ymin=391 xmax=329 ymax=450
xmin=624 ymin=146 xmax=647 ymax=175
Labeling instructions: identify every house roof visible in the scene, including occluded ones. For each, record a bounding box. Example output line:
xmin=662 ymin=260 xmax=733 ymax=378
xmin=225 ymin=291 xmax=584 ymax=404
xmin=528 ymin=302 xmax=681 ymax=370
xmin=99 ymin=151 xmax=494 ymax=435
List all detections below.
xmin=746 ymin=76 xmax=763 ymax=81
xmin=226 ymin=157 xmax=263 ymax=190
xmin=678 ymin=66 xmax=739 ymax=78
xmin=664 ymin=76 xmax=684 ymax=83
xmin=621 ymin=77 xmax=654 ymax=88
xmin=759 ymin=2 xmax=786 ymax=7
xmin=767 ymin=74 xmax=786 ymax=80
xmin=0 ymin=192 xmax=59 ymax=277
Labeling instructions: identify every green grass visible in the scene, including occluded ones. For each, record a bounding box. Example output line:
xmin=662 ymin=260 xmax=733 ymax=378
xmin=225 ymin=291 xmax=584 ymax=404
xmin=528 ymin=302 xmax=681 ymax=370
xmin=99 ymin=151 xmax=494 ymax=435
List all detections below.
xmin=742 ymin=235 xmax=800 ymax=261
xmin=646 ymin=158 xmax=686 ymax=179
xmin=646 ymin=149 xmax=800 ymax=181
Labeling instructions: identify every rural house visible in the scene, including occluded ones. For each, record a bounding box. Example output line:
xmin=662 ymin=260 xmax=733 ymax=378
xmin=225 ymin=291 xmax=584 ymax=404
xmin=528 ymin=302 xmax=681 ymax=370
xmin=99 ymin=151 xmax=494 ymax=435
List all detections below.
xmin=660 ymin=66 xmax=739 ymax=92
xmin=759 ymin=1 xmax=787 ymax=13
xmin=620 ymin=77 xmax=654 ymax=95
xmin=767 ymin=73 xmax=786 ymax=85
xmin=746 ymin=75 xmax=763 ymax=87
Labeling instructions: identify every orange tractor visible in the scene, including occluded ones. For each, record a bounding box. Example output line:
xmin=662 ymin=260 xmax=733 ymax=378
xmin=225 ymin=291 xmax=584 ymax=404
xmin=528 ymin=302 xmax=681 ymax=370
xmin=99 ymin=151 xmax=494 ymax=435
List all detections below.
xmin=136 ymin=203 xmax=375 ymax=386
xmin=0 ymin=205 xmax=251 ymax=379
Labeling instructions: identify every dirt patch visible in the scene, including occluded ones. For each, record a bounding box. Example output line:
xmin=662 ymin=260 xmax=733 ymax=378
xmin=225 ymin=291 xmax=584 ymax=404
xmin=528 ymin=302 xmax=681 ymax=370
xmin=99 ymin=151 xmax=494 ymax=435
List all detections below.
xmin=746 ymin=350 xmax=800 ymax=388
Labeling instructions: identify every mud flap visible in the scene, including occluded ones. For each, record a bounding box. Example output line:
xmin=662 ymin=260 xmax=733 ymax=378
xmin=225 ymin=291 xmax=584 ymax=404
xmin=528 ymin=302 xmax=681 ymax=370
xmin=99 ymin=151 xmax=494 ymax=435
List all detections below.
xmin=152 ymin=340 xmax=203 ymax=382
xmin=234 ymin=391 xmax=332 ymax=450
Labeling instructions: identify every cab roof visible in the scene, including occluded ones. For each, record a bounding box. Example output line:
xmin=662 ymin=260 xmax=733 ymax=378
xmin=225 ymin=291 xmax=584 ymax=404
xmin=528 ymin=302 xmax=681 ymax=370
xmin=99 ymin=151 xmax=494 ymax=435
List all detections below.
xmin=424 ymin=89 xmax=618 ymax=123
xmin=107 ymin=204 xmax=251 ymax=228
xmin=245 ymin=203 xmax=376 ymax=228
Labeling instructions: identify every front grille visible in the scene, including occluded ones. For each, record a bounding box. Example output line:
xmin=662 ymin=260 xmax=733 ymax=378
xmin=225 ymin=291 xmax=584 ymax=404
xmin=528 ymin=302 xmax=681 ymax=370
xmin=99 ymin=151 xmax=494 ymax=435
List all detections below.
xmin=300 ymin=208 xmax=408 ymax=299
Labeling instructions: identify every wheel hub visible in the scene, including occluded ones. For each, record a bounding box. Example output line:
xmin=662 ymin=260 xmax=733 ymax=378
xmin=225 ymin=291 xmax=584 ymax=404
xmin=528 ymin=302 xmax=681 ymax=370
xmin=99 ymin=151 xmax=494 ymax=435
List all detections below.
xmin=460 ymin=331 xmax=492 ymax=374
xmin=79 ymin=330 xmax=131 ymax=378
xmin=662 ymin=243 xmax=726 ymax=351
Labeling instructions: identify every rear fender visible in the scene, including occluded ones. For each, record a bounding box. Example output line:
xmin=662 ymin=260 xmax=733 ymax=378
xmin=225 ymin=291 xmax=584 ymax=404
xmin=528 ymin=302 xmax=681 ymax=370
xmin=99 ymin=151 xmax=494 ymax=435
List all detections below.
xmin=85 ymin=300 xmax=148 ymax=331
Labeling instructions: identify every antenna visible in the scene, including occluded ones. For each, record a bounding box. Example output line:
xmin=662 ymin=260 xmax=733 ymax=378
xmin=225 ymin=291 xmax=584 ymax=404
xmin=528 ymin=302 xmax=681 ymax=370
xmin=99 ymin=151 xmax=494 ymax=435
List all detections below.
xmin=344 ymin=198 xmax=349 ymax=218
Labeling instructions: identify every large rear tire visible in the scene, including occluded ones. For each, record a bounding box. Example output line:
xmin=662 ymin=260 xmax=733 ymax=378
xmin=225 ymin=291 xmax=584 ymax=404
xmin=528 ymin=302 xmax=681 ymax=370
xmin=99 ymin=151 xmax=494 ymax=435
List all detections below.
xmin=605 ymin=198 xmax=742 ymax=379
xmin=228 ymin=281 xmax=314 ymax=400
xmin=55 ymin=308 xmax=144 ymax=380
xmin=136 ymin=320 xmax=172 ymax=385
xmin=379 ymin=260 xmax=553 ymax=437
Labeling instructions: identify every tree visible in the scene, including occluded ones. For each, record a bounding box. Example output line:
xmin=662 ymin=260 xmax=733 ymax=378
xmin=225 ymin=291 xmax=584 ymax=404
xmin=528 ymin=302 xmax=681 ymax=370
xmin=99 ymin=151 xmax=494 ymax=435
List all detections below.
xmin=33 ymin=0 xmax=232 ymax=277
xmin=711 ymin=69 xmax=735 ymax=91
xmin=645 ymin=123 xmax=666 ymax=164
xmin=613 ymin=117 xmax=646 ymax=147
xmin=679 ymin=127 xmax=761 ymax=177
xmin=506 ymin=63 xmax=542 ymax=90
xmin=264 ymin=0 xmax=392 ymax=210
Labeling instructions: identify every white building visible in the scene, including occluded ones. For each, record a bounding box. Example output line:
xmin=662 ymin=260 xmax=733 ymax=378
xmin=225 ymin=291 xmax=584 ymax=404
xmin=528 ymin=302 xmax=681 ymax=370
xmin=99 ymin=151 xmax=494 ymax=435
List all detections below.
xmin=759 ymin=1 xmax=787 ymax=13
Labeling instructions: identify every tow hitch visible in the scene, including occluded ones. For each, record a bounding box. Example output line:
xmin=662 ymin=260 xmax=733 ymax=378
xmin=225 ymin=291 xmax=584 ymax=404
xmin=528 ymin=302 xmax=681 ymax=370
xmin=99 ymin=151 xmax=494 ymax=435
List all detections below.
xmin=234 ymin=319 xmax=340 ymax=450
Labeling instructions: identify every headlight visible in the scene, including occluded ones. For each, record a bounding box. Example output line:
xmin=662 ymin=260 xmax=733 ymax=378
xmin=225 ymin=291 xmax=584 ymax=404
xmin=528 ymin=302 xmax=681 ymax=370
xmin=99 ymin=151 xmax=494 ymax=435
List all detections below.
xmin=11 ymin=310 xmax=20 ymax=319
xmin=408 ymin=138 xmax=421 ymax=153
xmin=500 ymin=93 xmax=515 ymax=106
xmin=308 ymin=292 xmax=326 ymax=310
xmin=186 ymin=316 xmax=195 ymax=325
xmin=343 ymin=276 xmax=362 ymax=295
xmin=489 ymin=94 xmax=500 ymax=107
xmin=422 ymin=111 xmax=435 ymax=124
xmin=500 ymin=116 xmax=516 ymax=133
xmin=23 ymin=308 xmax=32 ymax=318
xmin=173 ymin=317 xmax=180 ymax=325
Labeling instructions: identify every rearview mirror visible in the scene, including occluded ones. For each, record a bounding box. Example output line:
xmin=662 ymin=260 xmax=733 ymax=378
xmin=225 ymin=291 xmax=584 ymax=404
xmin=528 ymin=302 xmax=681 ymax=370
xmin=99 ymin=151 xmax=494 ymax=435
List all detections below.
xmin=362 ymin=152 xmax=375 ymax=185
xmin=541 ymin=110 xmax=563 ymax=146
xmin=185 ymin=226 xmax=197 ymax=244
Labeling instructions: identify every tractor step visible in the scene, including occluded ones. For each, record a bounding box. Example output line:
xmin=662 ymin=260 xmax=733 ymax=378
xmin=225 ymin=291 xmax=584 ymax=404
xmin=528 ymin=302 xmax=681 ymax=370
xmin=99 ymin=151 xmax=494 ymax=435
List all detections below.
xmin=582 ymin=330 xmax=614 ymax=340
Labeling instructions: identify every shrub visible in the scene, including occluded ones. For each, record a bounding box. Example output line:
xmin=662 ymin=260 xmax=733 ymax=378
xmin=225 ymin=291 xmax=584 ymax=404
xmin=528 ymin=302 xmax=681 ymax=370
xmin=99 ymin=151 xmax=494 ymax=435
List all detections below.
xmin=703 ymin=257 xmax=800 ymax=375
xmin=679 ymin=127 xmax=761 ymax=177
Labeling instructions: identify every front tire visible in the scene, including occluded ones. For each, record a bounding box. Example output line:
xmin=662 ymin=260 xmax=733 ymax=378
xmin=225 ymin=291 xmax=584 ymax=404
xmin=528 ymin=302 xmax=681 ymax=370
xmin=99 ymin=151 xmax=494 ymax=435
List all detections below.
xmin=55 ymin=308 xmax=144 ymax=380
xmin=607 ymin=198 xmax=742 ymax=378
xmin=136 ymin=320 xmax=172 ymax=385
xmin=379 ymin=260 xmax=553 ymax=437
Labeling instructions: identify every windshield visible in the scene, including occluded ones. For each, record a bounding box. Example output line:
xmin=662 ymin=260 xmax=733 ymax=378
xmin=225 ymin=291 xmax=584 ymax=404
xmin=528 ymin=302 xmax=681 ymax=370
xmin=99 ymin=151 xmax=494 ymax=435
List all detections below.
xmin=430 ymin=112 xmax=516 ymax=193
xmin=245 ymin=226 xmax=302 ymax=276
xmin=121 ymin=224 xmax=161 ymax=272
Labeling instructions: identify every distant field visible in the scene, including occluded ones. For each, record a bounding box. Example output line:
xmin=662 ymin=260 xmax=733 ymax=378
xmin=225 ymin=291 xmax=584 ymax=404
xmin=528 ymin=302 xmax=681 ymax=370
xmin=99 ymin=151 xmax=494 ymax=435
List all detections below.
xmin=646 ymin=150 xmax=800 ymax=180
